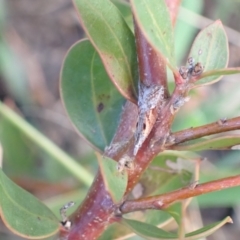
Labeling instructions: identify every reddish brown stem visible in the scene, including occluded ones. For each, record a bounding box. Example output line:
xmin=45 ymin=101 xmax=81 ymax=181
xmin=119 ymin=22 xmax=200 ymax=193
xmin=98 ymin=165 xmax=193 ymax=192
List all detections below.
xmin=152 ymin=82 xmax=189 ymax=146
xmin=134 ymin=18 xmax=169 ymax=98
xmin=64 ymin=128 xmax=164 ymax=240
xmin=66 ymin=173 xmax=116 ymax=240
xmin=168 ymin=116 xmax=240 ymax=147
xmin=120 ymin=175 xmax=240 ymax=213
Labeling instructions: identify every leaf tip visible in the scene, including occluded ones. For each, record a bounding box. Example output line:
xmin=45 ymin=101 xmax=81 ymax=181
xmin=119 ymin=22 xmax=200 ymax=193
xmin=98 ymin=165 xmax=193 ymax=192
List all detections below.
xmin=226 ymin=216 xmax=233 ymax=224
xmin=215 ymin=19 xmax=223 ymax=26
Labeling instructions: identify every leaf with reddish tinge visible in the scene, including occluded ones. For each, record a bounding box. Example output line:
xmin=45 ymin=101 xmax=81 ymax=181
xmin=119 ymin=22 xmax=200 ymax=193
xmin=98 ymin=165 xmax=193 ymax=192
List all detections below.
xmin=61 ymin=39 xmax=125 ymax=151
xmin=73 ymin=0 xmax=138 ymax=102
xmin=130 ymin=0 xmax=176 ymax=73
xmin=0 ymin=169 xmax=59 ymax=239
xmin=188 ymin=20 xmax=229 ymax=86
xmin=97 ymin=154 xmax=128 ymax=203
xmin=172 ymin=136 xmax=240 ymax=151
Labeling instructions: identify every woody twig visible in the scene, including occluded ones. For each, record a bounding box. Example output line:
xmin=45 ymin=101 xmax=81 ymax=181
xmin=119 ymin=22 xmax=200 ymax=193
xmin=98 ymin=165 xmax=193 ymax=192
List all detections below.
xmin=120 ymin=175 xmax=240 ymax=214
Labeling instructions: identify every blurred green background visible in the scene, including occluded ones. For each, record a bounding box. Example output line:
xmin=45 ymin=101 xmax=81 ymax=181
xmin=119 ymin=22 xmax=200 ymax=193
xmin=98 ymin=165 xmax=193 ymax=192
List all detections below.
xmin=1 ymin=0 xmax=240 ymax=239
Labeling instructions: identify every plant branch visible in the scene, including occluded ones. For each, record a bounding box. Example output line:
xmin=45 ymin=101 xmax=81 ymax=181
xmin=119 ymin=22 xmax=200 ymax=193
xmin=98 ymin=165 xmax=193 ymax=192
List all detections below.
xmin=120 ymin=174 xmax=240 ymax=214
xmin=167 ymin=116 xmax=240 ymax=147
xmin=134 ymin=17 xmax=169 ymax=97
xmin=62 ymin=48 xmax=191 ymax=240
xmin=62 ymin=2 xmax=194 ymax=239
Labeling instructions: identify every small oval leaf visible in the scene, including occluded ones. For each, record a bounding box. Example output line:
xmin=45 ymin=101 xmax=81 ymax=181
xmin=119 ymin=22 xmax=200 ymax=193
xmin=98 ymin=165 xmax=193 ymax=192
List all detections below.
xmin=188 ymin=20 xmax=229 ymax=86
xmin=97 ymin=154 xmax=128 ymax=203
xmin=172 ymin=136 xmax=240 ymax=151
xmin=0 ymin=169 xmax=59 ymax=239
xmin=61 ymin=39 xmax=126 ymax=151
xmin=130 ymin=0 xmax=176 ymax=72
xmin=73 ymin=0 xmax=138 ymax=102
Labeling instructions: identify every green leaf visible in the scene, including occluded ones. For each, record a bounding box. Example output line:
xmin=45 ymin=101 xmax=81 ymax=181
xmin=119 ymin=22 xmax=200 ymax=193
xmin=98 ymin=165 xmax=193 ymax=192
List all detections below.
xmin=121 ymin=217 xmax=232 ymax=240
xmin=111 ymin=0 xmax=133 ymax=31
xmin=61 ymin=39 xmax=125 ymax=151
xmin=130 ymin=0 xmax=176 ymax=72
xmin=121 ymin=218 xmax=177 ymax=239
xmin=185 ymin=216 xmax=232 ymax=239
xmin=199 ymin=67 xmax=240 ymax=79
xmin=98 ymin=222 xmax=146 ymax=240
xmin=188 ymin=20 xmax=229 ymax=86
xmin=0 ymin=169 xmax=59 ymax=239
xmin=165 ymin=203 xmax=181 ymax=226
xmin=173 ymin=136 xmax=240 ymax=151
xmin=97 ymin=154 xmax=128 ymax=203
xmin=73 ymin=0 xmax=138 ymax=102
xmin=141 ymin=210 xmax=173 ymax=232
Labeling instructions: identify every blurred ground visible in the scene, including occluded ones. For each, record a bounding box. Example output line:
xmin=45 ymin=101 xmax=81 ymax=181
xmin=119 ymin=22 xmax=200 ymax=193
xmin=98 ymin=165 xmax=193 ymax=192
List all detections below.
xmin=1 ymin=0 xmax=240 ymax=239
xmin=1 ymin=0 xmax=93 ymax=162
